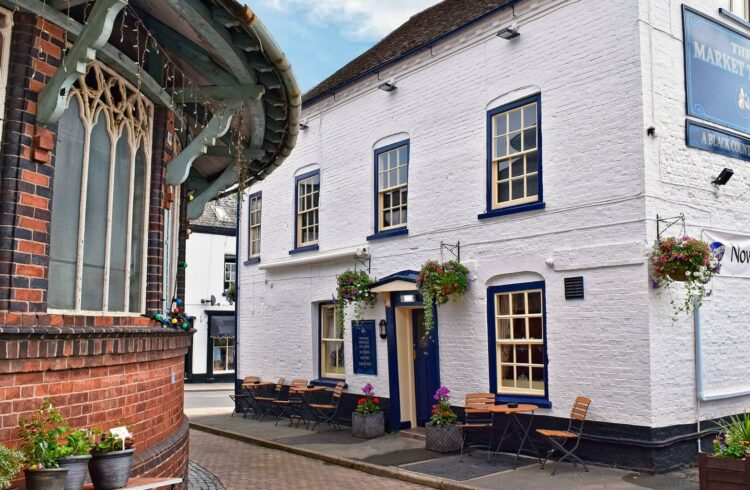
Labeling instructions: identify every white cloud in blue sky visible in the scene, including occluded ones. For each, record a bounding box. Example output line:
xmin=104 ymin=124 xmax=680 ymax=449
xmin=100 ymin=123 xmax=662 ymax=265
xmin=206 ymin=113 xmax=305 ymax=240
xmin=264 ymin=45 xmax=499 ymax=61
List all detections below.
xmin=247 ymin=0 xmax=439 ymax=91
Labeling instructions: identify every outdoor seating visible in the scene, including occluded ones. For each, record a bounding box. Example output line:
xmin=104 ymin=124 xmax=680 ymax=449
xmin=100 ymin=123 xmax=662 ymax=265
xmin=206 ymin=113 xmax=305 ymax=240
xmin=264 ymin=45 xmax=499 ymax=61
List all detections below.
xmin=457 ymin=393 xmax=495 ymax=461
xmin=230 ymin=376 xmax=264 ymax=418
xmin=536 ymin=396 xmax=592 ymax=475
xmin=274 ymin=379 xmax=309 ymax=428
xmin=254 ymin=377 xmax=286 ymax=421
xmin=309 ymin=381 xmax=346 ymax=431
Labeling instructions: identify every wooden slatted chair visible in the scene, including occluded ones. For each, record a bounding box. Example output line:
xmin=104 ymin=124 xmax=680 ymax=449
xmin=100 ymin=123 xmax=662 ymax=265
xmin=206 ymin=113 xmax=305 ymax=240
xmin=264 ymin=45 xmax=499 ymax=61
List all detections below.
xmin=254 ymin=377 xmax=285 ymax=421
xmin=536 ymin=396 xmax=592 ymax=475
xmin=274 ymin=379 xmax=309 ymax=427
xmin=457 ymin=393 xmax=496 ymax=461
xmin=310 ymin=381 xmax=346 ymax=431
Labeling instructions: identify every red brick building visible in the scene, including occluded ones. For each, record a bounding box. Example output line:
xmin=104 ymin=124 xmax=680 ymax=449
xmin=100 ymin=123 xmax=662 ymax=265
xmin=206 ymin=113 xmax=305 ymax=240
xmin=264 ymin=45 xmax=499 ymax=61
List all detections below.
xmin=0 ymin=0 xmax=299 ymax=485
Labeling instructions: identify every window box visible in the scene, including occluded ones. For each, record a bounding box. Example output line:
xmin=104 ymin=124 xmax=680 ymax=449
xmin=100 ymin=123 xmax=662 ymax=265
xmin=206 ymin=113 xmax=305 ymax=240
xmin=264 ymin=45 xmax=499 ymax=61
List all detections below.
xmin=698 ymin=452 xmax=750 ymax=489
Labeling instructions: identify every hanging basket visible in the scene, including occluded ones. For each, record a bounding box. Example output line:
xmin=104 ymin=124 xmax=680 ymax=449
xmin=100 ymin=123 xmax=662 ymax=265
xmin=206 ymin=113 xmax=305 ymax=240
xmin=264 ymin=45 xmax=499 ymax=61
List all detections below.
xmin=667 ymin=270 xmax=688 ymax=282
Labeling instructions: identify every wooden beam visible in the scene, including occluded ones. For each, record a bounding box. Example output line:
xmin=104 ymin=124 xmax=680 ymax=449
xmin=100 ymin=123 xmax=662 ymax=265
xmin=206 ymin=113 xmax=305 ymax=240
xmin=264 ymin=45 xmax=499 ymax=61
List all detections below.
xmin=187 ymin=160 xmax=238 ymax=220
xmin=165 ymin=100 xmax=242 ymax=186
xmin=175 ymin=84 xmax=264 ymax=103
xmin=37 ymin=0 xmax=128 ymax=124
xmin=48 ymin=0 xmax=88 ymax=9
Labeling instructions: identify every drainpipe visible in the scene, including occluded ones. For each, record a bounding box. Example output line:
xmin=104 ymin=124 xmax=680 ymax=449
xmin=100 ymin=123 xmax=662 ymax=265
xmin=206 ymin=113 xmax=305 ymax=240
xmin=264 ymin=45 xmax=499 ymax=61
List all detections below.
xmin=233 ymin=193 xmax=241 ymax=404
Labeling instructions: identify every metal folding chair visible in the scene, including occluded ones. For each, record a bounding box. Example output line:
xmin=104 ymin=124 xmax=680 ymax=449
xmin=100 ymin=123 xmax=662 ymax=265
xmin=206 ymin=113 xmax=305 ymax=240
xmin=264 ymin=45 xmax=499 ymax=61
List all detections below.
xmin=274 ymin=379 xmax=309 ymax=428
xmin=457 ymin=393 xmax=495 ymax=461
xmin=309 ymin=382 xmax=345 ymax=431
xmin=254 ymin=377 xmax=285 ymax=421
xmin=536 ymin=396 xmax=591 ymax=475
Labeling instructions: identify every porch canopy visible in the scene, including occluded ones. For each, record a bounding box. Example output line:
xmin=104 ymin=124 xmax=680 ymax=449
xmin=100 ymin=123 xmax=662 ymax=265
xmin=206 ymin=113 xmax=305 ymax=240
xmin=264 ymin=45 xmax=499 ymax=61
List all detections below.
xmin=7 ymin=0 xmax=300 ymax=218
xmin=370 ymin=270 xmax=419 ymax=293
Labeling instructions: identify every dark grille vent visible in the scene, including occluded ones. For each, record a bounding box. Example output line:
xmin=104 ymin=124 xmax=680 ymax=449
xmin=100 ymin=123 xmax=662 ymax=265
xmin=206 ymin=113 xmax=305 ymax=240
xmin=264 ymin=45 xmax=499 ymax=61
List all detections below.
xmin=564 ymin=277 xmax=584 ymax=300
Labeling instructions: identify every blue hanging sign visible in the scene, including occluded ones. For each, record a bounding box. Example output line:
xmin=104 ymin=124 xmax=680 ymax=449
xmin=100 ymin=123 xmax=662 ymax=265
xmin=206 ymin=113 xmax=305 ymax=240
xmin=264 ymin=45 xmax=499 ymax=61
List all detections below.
xmin=352 ymin=320 xmax=377 ymax=375
xmin=686 ymin=120 xmax=750 ymax=162
xmin=683 ymin=6 xmax=750 ymax=135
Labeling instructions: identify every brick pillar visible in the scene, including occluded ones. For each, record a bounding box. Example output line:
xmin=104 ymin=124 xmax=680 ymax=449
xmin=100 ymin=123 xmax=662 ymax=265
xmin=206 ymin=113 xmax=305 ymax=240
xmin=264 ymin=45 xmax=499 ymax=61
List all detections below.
xmin=146 ymin=107 xmax=168 ymax=314
xmin=0 ymin=13 xmax=63 ymax=313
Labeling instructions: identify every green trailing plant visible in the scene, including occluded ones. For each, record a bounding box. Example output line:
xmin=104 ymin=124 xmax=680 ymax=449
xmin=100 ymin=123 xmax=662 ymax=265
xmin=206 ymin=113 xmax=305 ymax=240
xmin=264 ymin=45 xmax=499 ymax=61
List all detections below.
xmin=713 ymin=412 xmax=750 ymax=459
xmin=417 ymin=260 xmax=470 ymax=337
xmin=0 ymin=444 xmax=25 ymax=489
xmin=58 ymin=429 xmax=94 ymax=458
xmin=18 ymin=400 xmax=68 ymax=469
xmin=91 ymin=429 xmax=135 ymax=454
xmin=649 ymin=235 xmax=719 ymax=320
xmin=335 ymin=269 xmax=376 ymax=335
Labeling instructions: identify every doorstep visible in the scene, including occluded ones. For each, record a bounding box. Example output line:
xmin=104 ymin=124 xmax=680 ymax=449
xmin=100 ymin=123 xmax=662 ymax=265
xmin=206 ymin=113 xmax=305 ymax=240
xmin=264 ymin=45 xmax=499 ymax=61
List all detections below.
xmin=399 ymin=427 xmax=426 ymax=441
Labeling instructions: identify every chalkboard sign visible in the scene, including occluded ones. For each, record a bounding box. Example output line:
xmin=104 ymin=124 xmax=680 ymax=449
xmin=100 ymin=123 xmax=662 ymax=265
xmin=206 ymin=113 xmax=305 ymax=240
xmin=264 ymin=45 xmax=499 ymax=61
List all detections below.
xmin=352 ymin=320 xmax=377 ymax=375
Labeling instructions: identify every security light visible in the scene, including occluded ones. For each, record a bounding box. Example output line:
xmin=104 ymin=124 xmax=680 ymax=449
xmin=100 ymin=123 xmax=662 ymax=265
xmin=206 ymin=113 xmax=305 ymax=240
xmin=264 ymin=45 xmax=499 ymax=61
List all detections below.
xmin=712 ymin=168 xmax=734 ymax=186
xmin=299 ymin=122 xmax=308 ymax=130
xmin=497 ymin=25 xmax=520 ymax=40
xmin=378 ymin=81 xmax=397 ymax=92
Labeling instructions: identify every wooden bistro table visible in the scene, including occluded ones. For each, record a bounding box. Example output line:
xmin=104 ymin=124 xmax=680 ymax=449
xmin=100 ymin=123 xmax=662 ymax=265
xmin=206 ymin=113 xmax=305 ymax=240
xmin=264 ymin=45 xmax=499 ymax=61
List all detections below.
xmin=288 ymin=386 xmax=328 ymax=429
xmin=489 ymin=404 xmax=541 ymax=468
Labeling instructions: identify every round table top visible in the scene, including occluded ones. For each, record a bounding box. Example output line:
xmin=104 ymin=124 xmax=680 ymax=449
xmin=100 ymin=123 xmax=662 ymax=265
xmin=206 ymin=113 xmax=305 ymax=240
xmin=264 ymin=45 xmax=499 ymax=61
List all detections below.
xmin=489 ymin=403 xmax=539 ymax=414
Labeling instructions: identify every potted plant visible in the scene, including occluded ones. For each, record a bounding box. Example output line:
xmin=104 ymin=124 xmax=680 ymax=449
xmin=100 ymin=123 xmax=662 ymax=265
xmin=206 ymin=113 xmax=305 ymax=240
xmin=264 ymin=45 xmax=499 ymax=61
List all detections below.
xmin=0 ymin=444 xmax=24 ymax=490
xmin=336 ymin=269 xmax=376 ymax=334
xmin=57 ymin=429 xmax=94 ymax=490
xmin=425 ymin=386 xmax=462 ymax=453
xmin=351 ymin=383 xmax=384 ymax=438
xmin=417 ymin=260 xmax=470 ymax=336
xmin=650 ymin=235 xmax=719 ymax=319
xmin=88 ymin=429 xmax=135 ymax=490
xmin=699 ymin=412 xmax=750 ymax=489
xmin=18 ymin=400 xmax=69 ymax=490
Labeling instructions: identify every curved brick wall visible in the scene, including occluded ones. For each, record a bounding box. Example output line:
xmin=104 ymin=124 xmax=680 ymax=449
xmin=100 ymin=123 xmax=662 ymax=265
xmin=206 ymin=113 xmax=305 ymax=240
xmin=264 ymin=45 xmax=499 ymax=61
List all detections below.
xmin=0 ymin=318 xmax=192 ymax=485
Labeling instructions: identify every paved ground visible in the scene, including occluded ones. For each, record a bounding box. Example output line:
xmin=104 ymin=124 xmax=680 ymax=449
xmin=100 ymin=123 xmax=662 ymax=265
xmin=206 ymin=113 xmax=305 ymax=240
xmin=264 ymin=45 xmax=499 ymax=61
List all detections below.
xmin=189 ymin=429 xmax=428 ymax=489
xmin=187 ymin=461 xmax=225 ymax=490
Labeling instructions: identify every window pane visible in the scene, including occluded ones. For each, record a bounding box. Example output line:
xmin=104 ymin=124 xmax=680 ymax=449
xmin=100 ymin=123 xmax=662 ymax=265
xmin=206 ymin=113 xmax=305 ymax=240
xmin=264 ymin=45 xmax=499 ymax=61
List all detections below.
xmin=523 ymin=104 xmax=537 ymax=127
xmin=531 ymin=345 xmax=544 ymax=364
xmin=523 ymin=128 xmax=537 ymax=150
xmin=498 ymin=294 xmax=510 ymax=315
xmin=511 ymin=179 xmax=524 ymax=200
xmin=511 ymin=157 xmax=524 ymax=178
xmin=495 ymin=136 xmax=507 ymax=158
xmin=497 ymin=318 xmax=511 ymax=339
xmin=324 ymin=341 xmax=345 ymax=375
xmin=531 ymin=367 xmax=544 ymax=391
xmin=81 ymin=117 xmax=110 ymax=311
xmin=401 ymin=189 xmax=408 ymax=204
xmin=108 ymin=133 xmax=131 ymax=312
xmin=498 ymin=182 xmax=509 ymax=202
xmin=398 ymin=146 xmax=407 ymax=164
xmin=398 ymin=164 xmax=407 ymax=184
xmin=500 ymin=365 xmax=514 ymax=387
xmin=513 ymin=318 xmax=526 ymax=339
xmin=129 ymin=147 xmax=146 ymax=312
xmin=509 ymin=109 xmax=522 ymax=132
xmin=500 ymin=345 xmax=513 ymax=363
xmin=392 ymin=191 xmax=400 ymax=206
xmin=526 ymin=151 xmax=539 ymax=173
xmin=494 ymin=114 xmax=507 ymax=136
xmin=517 ymin=368 xmax=531 ymax=389
xmin=509 ymin=131 xmax=522 ymax=153
xmin=529 ymin=317 xmax=543 ymax=339
xmin=49 ymin=98 xmax=84 ymax=310
xmin=383 ymin=210 xmax=391 ymax=227
xmin=497 ymin=159 xmax=510 ymax=180
xmin=392 ymin=209 xmax=401 ymax=226
xmin=383 ymin=192 xmax=391 ymax=208
xmin=512 ymin=293 xmax=525 ymax=314
xmin=527 ymin=174 xmax=539 ymax=197
xmin=528 ymin=292 xmax=542 ymax=313
xmin=515 ymin=345 xmax=529 ymax=364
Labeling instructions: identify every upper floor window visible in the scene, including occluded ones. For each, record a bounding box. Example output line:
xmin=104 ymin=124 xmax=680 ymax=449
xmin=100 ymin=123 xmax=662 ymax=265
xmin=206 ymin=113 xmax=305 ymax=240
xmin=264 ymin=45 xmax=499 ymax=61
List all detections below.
xmin=294 ymin=170 xmax=320 ymax=250
xmin=487 ymin=281 xmax=549 ymax=405
xmin=320 ymin=304 xmax=344 ymax=379
xmin=731 ymin=0 xmax=749 ymax=20
xmin=375 ymin=141 xmax=409 ymax=234
xmin=248 ymin=192 xmax=262 ymax=259
xmin=49 ymin=62 xmax=153 ymax=313
xmin=483 ymin=95 xmax=543 ymax=218
xmin=224 ymin=256 xmax=236 ymax=291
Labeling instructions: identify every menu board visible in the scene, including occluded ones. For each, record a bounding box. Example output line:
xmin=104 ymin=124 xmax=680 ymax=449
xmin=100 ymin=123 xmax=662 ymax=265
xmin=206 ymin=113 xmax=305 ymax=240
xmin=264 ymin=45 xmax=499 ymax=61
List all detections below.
xmin=352 ymin=320 xmax=377 ymax=375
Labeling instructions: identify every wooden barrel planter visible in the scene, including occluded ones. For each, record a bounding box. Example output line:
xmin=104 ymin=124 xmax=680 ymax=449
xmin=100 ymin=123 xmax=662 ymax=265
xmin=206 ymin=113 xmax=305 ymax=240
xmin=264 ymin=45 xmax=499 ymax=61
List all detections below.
xmin=699 ymin=452 xmax=750 ymax=489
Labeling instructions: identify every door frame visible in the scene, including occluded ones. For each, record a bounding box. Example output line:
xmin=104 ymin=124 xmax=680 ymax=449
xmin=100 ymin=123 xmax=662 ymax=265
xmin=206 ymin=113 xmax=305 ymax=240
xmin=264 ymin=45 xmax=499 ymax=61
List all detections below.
xmin=386 ymin=291 xmax=440 ymax=430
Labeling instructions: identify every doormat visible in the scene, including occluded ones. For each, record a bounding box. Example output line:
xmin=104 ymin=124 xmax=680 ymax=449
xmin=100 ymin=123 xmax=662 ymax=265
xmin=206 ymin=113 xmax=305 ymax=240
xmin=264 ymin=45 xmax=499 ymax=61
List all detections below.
xmin=400 ymin=452 xmax=536 ymax=481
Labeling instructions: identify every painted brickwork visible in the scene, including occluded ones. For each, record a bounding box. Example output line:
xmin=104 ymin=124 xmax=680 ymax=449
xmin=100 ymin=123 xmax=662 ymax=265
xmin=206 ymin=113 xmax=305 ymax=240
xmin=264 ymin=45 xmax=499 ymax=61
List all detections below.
xmin=238 ymin=0 xmax=750 ymax=470
xmin=0 ymin=9 xmax=190 ymax=486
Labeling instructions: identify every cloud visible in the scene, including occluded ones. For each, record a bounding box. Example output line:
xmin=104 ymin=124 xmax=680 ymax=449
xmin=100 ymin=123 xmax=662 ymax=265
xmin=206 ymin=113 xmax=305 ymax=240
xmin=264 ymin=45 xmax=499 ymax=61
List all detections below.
xmin=253 ymin=0 xmax=439 ymax=41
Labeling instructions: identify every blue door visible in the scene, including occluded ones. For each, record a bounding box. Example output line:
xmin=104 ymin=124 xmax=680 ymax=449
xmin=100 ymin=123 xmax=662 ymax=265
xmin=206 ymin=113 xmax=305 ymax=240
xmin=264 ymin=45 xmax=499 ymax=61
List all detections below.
xmin=412 ymin=309 xmax=440 ymax=426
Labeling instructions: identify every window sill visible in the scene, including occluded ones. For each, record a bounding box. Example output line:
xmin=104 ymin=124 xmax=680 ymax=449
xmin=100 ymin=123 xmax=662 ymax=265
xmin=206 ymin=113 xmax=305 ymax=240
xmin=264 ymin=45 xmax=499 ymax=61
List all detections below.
xmin=289 ymin=244 xmax=319 ymax=255
xmin=310 ymin=378 xmax=347 ymax=388
xmin=244 ymin=257 xmax=261 ymax=265
xmin=366 ymin=227 xmax=408 ymax=241
xmin=478 ymin=202 xmax=545 ymax=220
xmin=496 ymin=395 xmax=552 ymax=409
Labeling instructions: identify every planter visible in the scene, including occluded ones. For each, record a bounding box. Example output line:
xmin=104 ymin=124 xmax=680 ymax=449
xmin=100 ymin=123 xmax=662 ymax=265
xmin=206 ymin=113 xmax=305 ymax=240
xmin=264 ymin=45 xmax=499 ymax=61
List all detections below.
xmin=88 ymin=449 xmax=134 ymax=490
xmin=24 ymin=468 xmax=69 ymax=490
xmin=58 ymin=455 xmax=92 ymax=490
xmin=351 ymin=412 xmax=385 ymax=439
xmin=668 ymin=269 xmax=688 ymax=282
xmin=699 ymin=452 xmax=750 ymax=489
xmin=425 ymin=423 xmax=463 ymax=453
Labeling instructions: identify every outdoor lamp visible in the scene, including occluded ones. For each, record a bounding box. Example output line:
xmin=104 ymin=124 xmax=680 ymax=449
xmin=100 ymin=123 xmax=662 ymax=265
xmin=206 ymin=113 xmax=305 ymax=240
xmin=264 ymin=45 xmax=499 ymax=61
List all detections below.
xmin=378 ymin=81 xmax=397 ymax=92
xmin=299 ymin=122 xmax=309 ymax=130
xmin=497 ymin=24 xmax=520 ymax=40
xmin=712 ymin=168 xmax=734 ymax=186
xmin=379 ymin=319 xmax=387 ymax=339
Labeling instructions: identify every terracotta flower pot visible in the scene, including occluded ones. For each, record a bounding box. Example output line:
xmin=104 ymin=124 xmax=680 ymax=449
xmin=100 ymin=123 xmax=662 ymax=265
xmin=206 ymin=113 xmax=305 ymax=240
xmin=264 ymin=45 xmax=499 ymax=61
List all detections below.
xmin=351 ymin=412 xmax=385 ymax=439
xmin=425 ymin=423 xmax=463 ymax=453
xmin=24 ymin=468 xmax=69 ymax=490
xmin=88 ymin=449 xmax=134 ymax=490
xmin=58 ymin=454 xmax=92 ymax=490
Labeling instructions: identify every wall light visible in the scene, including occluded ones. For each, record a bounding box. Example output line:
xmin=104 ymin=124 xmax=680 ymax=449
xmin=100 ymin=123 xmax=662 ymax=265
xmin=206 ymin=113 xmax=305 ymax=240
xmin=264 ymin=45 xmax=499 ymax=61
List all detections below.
xmin=379 ymin=319 xmax=387 ymax=339
xmin=497 ymin=24 xmax=520 ymax=40
xmin=712 ymin=168 xmax=734 ymax=186
xmin=299 ymin=122 xmax=309 ymax=130
xmin=378 ymin=81 xmax=397 ymax=92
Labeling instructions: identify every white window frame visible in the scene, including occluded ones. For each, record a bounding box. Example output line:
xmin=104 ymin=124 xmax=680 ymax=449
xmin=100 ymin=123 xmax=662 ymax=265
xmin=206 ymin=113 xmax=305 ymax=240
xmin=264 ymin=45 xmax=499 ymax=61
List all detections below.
xmin=224 ymin=257 xmax=236 ymax=290
xmin=376 ymin=142 xmax=408 ymax=232
xmin=248 ymin=193 xmax=261 ymax=258
xmin=320 ymin=304 xmax=345 ymax=379
xmin=212 ymin=336 xmax=235 ymax=373
xmin=162 ymin=187 xmax=181 ymax=311
xmin=49 ymin=62 xmax=153 ymax=315
xmin=731 ymin=0 xmax=750 ymax=20
xmin=494 ymin=288 xmax=546 ymax=397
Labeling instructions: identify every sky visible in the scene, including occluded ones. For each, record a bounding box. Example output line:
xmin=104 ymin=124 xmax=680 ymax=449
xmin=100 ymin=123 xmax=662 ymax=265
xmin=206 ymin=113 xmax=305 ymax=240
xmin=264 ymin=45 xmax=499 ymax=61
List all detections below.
xmin=247 ymin=0 xmax=440 ymax=92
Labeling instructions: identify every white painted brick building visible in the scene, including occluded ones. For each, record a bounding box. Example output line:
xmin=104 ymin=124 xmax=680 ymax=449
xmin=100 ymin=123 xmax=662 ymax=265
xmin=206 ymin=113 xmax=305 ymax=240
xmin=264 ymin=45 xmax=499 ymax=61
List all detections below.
xmin=236 ymin=0 xmax=750 ymax=470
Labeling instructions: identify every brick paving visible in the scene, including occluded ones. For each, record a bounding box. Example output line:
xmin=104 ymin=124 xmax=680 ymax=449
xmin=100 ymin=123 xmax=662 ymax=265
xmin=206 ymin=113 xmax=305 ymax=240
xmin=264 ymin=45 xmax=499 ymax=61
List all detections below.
xmin=189 ymin=430 xmax=428 ymax=489
xmin=187 ymin=461 xmax=225 ymax=490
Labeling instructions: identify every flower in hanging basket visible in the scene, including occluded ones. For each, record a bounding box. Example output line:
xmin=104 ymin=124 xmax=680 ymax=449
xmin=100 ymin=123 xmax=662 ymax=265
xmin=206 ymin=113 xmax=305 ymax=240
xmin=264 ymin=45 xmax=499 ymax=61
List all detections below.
xmin=650 ymin=235 xmax=719 ymax=319
xmin=335 ymin=270 xmax=376 ymax=334
xmin=417 ymin=260 xmax=470 ymax=337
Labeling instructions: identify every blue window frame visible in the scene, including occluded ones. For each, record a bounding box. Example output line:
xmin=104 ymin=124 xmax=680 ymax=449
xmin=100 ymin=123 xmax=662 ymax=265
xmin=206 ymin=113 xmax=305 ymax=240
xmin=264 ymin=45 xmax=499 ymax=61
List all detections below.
xmin=368 ymin=140 xmax=409 ymax=241
xmin=479 ymin=94 xmax=545 ymax=220
xmin=487 ymin=281 xmax=551 ymax=408
xmin=291 ymin=170 xmax=320 ymax=254
xmin=246 ymin=191 xmax=261 ymax=264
